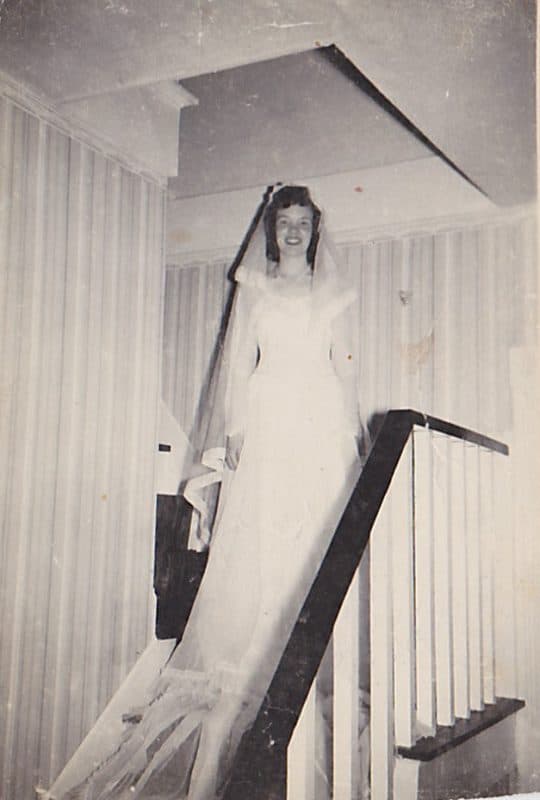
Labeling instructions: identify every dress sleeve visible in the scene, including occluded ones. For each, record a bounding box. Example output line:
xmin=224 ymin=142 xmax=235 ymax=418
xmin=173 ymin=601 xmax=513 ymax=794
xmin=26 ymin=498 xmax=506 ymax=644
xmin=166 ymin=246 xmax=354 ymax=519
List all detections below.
xmin=329 ymin=290 xmax=364 ymax=437
xmin=223 ymin=288 xmax=259 ymax=437
xmin=330 ymin=296 xmax=372 ymax=461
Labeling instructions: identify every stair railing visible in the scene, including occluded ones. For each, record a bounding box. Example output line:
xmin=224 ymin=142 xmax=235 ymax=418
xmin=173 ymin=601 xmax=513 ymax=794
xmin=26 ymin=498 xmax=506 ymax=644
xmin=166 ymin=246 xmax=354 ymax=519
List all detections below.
xmin=222 ymin=410 xmax=516 ymax=800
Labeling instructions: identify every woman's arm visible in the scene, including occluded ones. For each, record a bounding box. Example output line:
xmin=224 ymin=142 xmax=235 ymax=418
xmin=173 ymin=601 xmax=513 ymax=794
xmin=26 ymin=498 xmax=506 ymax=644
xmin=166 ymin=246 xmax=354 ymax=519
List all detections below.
xmin=330 ymin=301 xmax=371 ymax=460
xmin=331 ymin=306 xmax=361 ymax=434
xmin=223 ymin=292 xmax=259 ymax=469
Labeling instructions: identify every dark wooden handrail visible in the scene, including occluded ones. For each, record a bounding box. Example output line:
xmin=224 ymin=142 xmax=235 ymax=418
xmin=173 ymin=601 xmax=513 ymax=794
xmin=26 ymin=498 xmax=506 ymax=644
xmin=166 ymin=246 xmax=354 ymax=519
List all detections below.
xmin=223 ymin=410 xmax=508 ymax=800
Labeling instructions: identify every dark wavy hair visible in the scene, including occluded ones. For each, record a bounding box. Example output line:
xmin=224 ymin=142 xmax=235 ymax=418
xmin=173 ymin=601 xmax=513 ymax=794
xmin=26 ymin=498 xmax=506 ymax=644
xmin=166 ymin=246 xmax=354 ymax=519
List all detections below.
xmin=263 ymin=185 xmax=321 ymax=267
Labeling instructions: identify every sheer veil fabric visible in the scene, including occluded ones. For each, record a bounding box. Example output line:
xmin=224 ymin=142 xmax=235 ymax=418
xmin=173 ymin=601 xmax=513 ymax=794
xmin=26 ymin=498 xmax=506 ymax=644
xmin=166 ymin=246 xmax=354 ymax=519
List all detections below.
xmin=46 ymin=186 xmax=367 ymax=800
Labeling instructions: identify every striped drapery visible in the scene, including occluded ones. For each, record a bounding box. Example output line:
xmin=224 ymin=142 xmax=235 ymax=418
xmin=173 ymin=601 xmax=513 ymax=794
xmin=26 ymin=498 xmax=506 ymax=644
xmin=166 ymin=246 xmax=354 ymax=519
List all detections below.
xmin=0 ymin=94 xmax=165 ymax=799
xmin=163 ymin=214 xmax=536 ymax=442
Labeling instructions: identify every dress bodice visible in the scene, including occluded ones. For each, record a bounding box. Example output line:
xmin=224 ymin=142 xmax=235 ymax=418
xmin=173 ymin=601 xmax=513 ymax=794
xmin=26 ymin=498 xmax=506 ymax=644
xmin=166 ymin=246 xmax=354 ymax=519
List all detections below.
xmin=253 ymin=290 xmax=335 ymax=380
xmin=225 ymin=273 xmax=357 ymax=438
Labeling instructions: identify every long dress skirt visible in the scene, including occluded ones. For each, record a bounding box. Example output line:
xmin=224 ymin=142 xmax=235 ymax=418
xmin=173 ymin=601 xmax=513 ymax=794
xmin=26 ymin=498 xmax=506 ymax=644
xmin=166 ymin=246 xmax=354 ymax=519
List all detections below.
xmin=60 ymin=290 xmax=361 ymax=800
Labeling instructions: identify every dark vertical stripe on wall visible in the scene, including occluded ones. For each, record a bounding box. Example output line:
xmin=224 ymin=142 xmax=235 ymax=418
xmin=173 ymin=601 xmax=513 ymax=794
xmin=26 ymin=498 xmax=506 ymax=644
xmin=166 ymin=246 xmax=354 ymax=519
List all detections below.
xmin=0 ymin=94 xmax=165 ymax=799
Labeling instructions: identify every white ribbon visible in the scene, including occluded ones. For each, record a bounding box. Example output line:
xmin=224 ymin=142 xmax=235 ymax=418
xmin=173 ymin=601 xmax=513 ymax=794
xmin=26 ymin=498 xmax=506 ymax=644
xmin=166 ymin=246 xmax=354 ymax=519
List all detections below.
xmin=184 ymin=446 xmax=226 ymax=549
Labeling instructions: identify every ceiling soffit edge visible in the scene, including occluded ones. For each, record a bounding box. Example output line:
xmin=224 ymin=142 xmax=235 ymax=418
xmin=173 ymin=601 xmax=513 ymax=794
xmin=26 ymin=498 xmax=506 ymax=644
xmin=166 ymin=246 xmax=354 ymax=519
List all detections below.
xmin=0 ymin=70 xmax=179 ymax=184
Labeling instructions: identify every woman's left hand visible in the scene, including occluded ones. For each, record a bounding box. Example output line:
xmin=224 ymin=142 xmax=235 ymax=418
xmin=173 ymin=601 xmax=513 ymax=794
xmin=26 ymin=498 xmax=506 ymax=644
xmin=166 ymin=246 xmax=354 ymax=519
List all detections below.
xmin=225 ymin=432 xmax=244 ymax=470
xmin=355 ymin=426 xmax=372 ymax=465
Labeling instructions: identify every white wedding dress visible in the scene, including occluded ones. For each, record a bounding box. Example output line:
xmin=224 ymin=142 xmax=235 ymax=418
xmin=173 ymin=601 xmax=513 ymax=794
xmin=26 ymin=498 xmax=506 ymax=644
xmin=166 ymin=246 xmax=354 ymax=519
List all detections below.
xmin=61 ymin=277 xmax=361 ymax=800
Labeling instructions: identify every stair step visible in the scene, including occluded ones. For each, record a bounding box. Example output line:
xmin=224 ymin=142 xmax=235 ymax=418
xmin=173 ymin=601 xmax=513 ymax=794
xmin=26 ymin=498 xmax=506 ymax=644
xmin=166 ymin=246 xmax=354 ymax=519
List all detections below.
xmin=397 ymin=697 xmax=525 ymax=762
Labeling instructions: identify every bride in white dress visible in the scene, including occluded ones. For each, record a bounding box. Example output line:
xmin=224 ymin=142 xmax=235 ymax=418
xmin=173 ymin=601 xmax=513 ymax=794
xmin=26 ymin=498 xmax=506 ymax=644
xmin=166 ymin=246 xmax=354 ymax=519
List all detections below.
xmin=52 ymin=185 xmax=364 ymax=800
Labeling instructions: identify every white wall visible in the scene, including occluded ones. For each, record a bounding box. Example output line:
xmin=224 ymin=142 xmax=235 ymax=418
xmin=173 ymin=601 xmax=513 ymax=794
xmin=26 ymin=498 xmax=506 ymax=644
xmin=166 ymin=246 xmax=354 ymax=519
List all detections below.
xmin=512 ymin=345 xmax=540 ymax=792
xmin=167 ymin=158 xmax=496 ymax=261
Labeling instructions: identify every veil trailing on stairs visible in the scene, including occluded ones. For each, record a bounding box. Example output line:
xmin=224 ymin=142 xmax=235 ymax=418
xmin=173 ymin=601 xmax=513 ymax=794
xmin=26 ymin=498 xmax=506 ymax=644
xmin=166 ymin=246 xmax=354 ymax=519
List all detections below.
xmin=43 ymin=185 xmax=368 ymax=800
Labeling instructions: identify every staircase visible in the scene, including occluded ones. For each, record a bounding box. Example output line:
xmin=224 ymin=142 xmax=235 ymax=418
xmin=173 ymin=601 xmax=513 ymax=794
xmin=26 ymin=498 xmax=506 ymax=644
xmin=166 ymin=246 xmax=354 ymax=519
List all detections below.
xmin=47 ymin=410 xmax=524 ymax=800
xmin=222 ymin=410 xmax=524 ymax=800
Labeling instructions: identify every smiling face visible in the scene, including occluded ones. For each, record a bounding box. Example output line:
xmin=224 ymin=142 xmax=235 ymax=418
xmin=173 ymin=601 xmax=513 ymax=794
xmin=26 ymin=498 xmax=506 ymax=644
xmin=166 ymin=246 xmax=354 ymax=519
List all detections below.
xmin=264 ymin=186 xmax=321 ymax=268
xmin=275 ymin=204 xmax=314 ymax=260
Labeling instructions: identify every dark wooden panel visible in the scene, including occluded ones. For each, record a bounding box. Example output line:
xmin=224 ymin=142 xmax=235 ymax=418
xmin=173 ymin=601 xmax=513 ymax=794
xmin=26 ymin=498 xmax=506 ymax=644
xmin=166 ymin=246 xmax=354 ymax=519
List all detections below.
xmin=154 ymin=494 xmax=208 ymax=640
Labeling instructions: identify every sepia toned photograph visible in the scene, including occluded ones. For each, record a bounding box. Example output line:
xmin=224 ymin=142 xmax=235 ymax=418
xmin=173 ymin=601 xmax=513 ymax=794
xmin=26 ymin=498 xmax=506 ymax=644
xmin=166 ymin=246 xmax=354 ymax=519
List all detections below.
xmin=0 ymin=2 xmax=538 ymax=799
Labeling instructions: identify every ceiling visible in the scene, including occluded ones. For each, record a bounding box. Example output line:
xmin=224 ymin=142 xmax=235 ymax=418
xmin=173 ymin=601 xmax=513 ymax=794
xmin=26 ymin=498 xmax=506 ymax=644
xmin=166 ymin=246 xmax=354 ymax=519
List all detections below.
xmin=170 ymin=47 xmax=436 ymax=198
xmin=0 ymin=0 xmax=535 ymax=205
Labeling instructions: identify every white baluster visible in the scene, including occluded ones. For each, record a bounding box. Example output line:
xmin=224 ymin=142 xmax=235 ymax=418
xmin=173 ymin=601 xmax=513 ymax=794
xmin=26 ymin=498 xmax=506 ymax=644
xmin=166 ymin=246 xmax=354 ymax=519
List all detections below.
xmin=371 ymin=489 xmax=394 ymax=800
xmin=333 ymin=569 xmax=360 ymax=800
xmin=450 ymin=438 xmax=470 ymax=719
xmin=391 ymin=438 xmax=416 ymax=748
xmin=315 ymin=643 xmax=334 ymax=800
xmin=432 ymin=432 xmax=454 ymax=725
xmin=465 ymin=443 xmax=483 ymax=711
xmin=413 ymin=427 xmax=436 ymax=735
xmin=288 ymin=679 xmax=317 ymax=800
xmin=479 ymin=448 xmax=495 ymax=703
xmin=493 ymin=450 xmax=518 ymax=698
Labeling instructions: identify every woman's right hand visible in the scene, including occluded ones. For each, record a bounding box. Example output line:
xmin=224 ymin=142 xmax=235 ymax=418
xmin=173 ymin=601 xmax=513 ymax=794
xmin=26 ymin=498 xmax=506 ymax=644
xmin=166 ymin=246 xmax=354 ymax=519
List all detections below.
xmin=225 ymin=432 xmax=244 ymax=470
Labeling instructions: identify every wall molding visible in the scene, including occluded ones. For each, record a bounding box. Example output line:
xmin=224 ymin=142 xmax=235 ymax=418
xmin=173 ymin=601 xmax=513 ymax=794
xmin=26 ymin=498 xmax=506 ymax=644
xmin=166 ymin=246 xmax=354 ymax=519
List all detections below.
xmin=166 ymin=203 xmax=537 ymax=270
xmin=0 ymin=70 xmax=168 ymax=187
xmin=332 ymin=203 xmax=537 ymax=245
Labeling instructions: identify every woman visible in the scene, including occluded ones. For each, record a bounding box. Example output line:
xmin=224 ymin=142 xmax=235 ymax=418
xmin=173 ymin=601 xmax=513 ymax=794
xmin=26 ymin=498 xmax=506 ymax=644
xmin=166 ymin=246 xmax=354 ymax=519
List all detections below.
xmin=52 ymin=185 xmax=364 ymax=800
